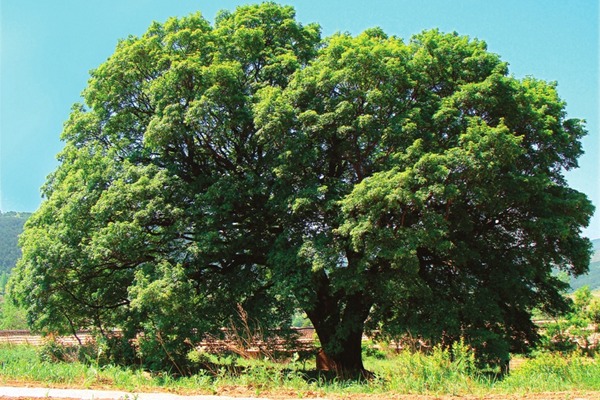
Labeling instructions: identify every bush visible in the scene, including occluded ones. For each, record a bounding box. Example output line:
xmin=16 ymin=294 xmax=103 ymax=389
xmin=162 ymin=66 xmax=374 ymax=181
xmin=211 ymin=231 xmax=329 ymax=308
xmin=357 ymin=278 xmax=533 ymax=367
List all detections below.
xmin=0 ymin=295 xmax=28 ymax=330
xmin=362 ymin=341 xmax=386 ymax=360
xmin=38 ymin=337 xmax=97 ymax=364
xmin=538 ymin=286 xmax=600 ymax=356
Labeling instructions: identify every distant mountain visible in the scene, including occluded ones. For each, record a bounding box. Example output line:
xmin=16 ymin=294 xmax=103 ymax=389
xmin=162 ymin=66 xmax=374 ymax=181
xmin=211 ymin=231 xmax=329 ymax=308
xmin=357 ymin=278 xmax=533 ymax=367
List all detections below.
xmin=570 ymin=238 xmax=600 ymax=291
xmin=0 ymin=212 xmax=31 ymax=275
xmin=592 ymin=238 xmax=600 ymax=254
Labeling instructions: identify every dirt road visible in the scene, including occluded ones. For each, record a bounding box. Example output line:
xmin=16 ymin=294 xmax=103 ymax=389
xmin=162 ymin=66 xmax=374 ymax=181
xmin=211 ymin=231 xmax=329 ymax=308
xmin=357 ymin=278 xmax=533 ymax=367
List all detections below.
xmin=0 ymin=386 xmax=266 ymax=399
xmin=1 ymin=386 xmax=600 ymax=400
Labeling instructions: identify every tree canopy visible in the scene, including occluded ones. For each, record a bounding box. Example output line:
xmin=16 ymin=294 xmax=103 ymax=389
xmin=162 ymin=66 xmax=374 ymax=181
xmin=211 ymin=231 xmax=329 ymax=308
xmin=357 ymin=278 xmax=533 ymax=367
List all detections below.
xmin=10 ymin=3 xmax=594 ymax=376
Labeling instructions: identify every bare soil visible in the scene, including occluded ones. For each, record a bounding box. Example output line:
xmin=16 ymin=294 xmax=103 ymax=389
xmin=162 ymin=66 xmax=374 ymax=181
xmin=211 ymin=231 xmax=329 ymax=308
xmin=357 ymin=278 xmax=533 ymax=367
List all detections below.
xmin=1 ymin=384 xmax=599 ymax=400
xmin=2 ymin=396 xmax=600 ymax=399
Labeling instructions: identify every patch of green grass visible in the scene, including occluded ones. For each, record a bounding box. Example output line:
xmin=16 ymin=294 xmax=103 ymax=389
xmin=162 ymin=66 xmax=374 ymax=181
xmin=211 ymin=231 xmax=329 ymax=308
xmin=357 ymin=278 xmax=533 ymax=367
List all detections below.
xmin=0 ymin=344 xmax=183 ymax=391
xmin=362 ymin=347 xmax=485 ymax=395
xmin=1 ymin=343 xmax=600 ymax=397
xmin=496 ymin=352 xmax=600 ymax=393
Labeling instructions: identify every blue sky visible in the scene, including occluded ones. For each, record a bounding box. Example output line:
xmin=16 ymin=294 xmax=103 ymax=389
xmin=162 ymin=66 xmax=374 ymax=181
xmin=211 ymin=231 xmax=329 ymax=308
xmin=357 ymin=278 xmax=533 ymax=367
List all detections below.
xmin=1 ymin=0 xmax=598 ymax=238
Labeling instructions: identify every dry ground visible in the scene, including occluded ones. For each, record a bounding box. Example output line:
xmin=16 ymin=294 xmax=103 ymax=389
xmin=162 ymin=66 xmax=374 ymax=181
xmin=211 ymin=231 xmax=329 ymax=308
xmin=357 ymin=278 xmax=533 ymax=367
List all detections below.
xmin=1 ymin=384 xmax=599 ymax=400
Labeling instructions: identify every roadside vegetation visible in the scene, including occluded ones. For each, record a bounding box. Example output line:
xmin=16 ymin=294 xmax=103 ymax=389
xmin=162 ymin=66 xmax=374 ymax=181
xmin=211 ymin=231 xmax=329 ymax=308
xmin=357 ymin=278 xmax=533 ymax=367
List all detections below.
xmin=1 ymin=340 xmax=599 ymax=398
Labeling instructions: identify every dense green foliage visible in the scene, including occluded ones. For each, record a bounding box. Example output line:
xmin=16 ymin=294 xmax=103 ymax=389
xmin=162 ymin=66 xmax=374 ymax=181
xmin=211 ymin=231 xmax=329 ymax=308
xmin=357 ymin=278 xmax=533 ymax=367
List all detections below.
xmin=9 ymin=3 xmax=594 ymax=375
xmin=0 ymin=273 xmax=8 ymax=295
xmin=0 ymin=212 xmax=30 ymax=276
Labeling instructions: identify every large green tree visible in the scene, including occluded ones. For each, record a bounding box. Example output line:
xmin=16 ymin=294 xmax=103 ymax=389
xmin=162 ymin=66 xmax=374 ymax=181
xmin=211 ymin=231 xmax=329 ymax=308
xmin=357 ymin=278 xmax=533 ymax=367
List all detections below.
xmin=10 ymin=3 xmax=593 ymax=376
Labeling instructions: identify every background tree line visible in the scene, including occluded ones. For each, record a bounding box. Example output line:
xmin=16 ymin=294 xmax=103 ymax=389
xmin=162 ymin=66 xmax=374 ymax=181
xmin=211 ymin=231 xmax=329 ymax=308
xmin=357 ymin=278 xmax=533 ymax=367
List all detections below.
xmin=0 ymin=211 xmax=30 ymax=329
xmin=0 ymin=212 xmax=30 ymax=277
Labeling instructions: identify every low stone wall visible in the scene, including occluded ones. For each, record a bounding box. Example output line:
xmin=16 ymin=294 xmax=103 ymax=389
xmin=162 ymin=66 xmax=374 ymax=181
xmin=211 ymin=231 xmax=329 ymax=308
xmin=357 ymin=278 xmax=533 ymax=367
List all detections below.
xmin=0 ymin=328 xmax=316 ymax=350
xmin=0 ymin=330 xmax=94 ymax=346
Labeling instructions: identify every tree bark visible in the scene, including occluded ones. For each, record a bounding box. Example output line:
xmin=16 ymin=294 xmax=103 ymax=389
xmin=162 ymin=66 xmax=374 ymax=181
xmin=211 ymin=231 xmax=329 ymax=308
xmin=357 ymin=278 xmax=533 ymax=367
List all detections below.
xmin=305 ymin=269 xmax=373 ymax=378
xmin=315 ymin=323 xmax=367 ymax=378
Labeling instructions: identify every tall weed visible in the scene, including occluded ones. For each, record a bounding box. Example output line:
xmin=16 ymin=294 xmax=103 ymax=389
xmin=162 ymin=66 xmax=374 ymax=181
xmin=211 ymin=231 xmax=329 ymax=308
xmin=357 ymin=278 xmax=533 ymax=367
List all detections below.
xmin=365 ymin=341 xmax=482 ymax=395
xmin=498 ymin=352 xmax=600 ymax=392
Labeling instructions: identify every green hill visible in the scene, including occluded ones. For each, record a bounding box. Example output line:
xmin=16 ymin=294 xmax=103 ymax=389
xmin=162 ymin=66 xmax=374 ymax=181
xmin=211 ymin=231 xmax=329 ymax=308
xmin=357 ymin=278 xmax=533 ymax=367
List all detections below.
xmin=0 ymin=212 xmax=31 ymax=275
xmin=570 ymin=238 xmax=600 ymax=291
xmin=592 ymin=238 xmax=600 ymax=258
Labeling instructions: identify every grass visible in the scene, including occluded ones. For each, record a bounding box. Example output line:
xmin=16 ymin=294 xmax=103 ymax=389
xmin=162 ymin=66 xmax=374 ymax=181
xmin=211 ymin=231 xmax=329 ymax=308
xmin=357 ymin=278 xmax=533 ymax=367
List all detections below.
xmin=497 ymin=352 xmax=600 ymax=393
xmin=1 ymin=342 xmax=600 ymax=398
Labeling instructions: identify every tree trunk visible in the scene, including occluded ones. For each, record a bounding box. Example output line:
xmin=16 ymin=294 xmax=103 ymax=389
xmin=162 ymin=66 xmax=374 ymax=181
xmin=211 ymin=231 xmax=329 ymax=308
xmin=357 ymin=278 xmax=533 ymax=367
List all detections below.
xmin=305 ymin=269 xmax=373 ymax=378
xmin=314 ymin=324 xmax=368 ymax=378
